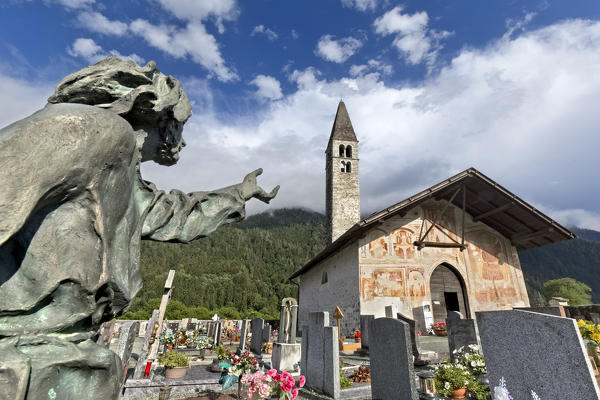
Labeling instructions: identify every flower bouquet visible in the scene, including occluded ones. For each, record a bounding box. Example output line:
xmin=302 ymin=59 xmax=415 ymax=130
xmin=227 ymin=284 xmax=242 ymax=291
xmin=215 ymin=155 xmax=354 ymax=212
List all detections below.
xmin=352 ymin=329 xmax=361 ymax=342
xmin=159 ymin=328 xmax=176 ymax=349
xmin=432 ymin=321 xmax=447 ymax=336
xmin=241 ymin=369 xmax=306 ymax=399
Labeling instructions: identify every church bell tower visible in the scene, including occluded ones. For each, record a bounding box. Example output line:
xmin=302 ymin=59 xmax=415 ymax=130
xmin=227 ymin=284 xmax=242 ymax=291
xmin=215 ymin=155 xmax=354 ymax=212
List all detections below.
xmin=326 ymin=101 xmax=360 ymax=243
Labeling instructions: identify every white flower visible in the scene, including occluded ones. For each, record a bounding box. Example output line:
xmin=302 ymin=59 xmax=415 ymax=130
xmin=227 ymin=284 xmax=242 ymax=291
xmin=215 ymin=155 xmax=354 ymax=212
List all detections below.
xmin=445 ymin=382 xmax=451 ymax=389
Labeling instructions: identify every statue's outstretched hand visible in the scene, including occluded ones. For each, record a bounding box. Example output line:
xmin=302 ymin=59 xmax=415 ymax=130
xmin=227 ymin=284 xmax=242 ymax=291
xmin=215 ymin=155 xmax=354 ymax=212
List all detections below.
xmin=240 ymin=168 xmax=280 ymax=203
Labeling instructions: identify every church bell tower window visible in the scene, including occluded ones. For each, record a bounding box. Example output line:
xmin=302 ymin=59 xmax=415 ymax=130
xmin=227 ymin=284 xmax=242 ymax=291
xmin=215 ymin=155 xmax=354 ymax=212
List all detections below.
xmin=339 ymin=144 xmax=345 ymax=157
xmin=346 ymin=145 xmax=352 ymax=158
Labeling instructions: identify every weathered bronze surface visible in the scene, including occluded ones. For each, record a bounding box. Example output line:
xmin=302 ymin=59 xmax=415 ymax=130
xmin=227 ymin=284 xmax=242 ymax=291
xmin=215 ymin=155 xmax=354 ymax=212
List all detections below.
xmin=0 ymin=57 xmax=278 ymax=399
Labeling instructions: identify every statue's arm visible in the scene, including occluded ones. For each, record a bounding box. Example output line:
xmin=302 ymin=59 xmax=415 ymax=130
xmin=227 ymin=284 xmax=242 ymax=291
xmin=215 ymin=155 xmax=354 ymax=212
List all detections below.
xmin=141 ymin=168 xmax=279 ymax=243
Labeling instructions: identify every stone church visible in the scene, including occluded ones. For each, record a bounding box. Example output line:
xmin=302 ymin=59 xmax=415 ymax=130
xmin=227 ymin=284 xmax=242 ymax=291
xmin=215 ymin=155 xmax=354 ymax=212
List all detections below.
xmin=290 ymin=101 xmax=574 ymax=335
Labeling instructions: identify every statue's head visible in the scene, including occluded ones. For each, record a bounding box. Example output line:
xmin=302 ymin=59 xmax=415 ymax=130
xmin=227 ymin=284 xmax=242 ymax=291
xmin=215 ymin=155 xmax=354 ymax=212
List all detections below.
xmin=48 ymin=56 xmax=192 ymax=166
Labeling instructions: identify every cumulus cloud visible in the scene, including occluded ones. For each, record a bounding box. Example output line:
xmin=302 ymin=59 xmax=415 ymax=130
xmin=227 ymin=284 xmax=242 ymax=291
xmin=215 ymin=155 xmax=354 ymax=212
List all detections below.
xmin=341 ymin=0 xmax=378 ymax=12
xmin=0 ymin=72 xmax=53 ymax=129
xmin=45 ymin=0 xmax=94 ymax=9
xmin=68 ymin=38 xmax=144 ymax=64
xmin=250 ymin=75 xmax=283 ymax=100
xmin=76 ymin=11 xmax=128 ymax=36
xmin=137 ymin=20 xmax=600 ymax=229
xmin=374 ymin=6 xmax=451 ymax=65
xmin=315 ymin=35 xmax=363 ymax=63
xmin=349 ymin=59 xmax=393 ymax=77
xmin=251 ymin=25 xmax=278 ymax=41
xmin=291 ymin=29 xmax=299 ymax=40
xmin=156 ymin=0 xmax=238 ymax=33
xmin=129 ymin=19 xmax=237 ymax=82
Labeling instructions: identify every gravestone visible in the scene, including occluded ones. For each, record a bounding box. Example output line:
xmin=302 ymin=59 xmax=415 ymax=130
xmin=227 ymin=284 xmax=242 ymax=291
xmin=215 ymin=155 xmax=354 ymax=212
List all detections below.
xmin=138 ymin=321 xmax=148 ymax=337
xmin=384 ymin=305 xmax=398 ymax=318
xmin=446 ymin=311 xmax=479 ymax=360
xmin=262 ymin=323 xmax=272 ymax=344
xmin=369 ymin=318 xmax=418 ymax=400
xmin=301 ymin=311 xmax=340 ymax=398
xmin=477 ymin=310 xmax=600 ymax=399
xmin=187 ymin=322 xmax=197 ymax=331
xmin=360 ymin=315 xmax=374 ymax=350
xmin=250 ymin=318 xmax=265 ymax=354
xmin=117 ymin=321 xmax=140 ymax=388
xmin=168 ymin=322 xmax=179 ymax=332
xmin=207 ymin=322 xmax=215 ymax=338
xmin=278 ymin=297 xmax=298 ymax=344
xmin=213 ymin=321 xmax=222 ymax=347
xmin=133 ymin=310 xmax=159 ymax=379
xmin=273 ymin=298 xmax=301 ymax=371
xmin=237 ymin=319 xmax=250 ymax=354
xmin=397 ymin=311 xmax=420 ymax=360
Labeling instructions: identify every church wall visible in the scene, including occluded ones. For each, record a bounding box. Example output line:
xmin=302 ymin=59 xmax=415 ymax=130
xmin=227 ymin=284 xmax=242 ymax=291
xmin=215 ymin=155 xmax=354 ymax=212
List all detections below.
xmin=358 ymin=199 xmax=530 ymax=323
xmin=298 ymin=241 xmax=360 ymax=336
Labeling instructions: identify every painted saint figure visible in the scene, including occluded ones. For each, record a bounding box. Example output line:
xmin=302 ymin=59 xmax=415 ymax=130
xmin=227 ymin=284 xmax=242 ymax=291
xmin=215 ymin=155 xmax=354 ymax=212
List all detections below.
xmin=0 ymin=57 xmax=279 ymax=399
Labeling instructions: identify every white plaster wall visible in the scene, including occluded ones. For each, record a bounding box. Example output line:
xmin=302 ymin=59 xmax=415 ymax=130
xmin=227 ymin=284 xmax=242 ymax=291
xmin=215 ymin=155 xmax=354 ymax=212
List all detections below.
xmin=298 ymin=241 xmax=360 ymax=336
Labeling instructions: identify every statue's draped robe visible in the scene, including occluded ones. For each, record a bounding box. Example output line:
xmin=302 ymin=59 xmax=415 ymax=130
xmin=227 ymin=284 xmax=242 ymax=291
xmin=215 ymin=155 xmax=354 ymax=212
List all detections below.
xmin=0 ymin=103 xmax=246 ymax=399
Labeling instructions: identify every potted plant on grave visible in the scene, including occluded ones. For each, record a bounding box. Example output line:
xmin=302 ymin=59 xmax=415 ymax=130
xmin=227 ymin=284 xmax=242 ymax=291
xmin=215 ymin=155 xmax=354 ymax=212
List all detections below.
xmin=352 ymin=329 xmax=361 ymax=343
xmin=432 ymin=322 xmax=447 ymax=336
xmin=262 ymin=342 xmax=273 ymax=354
xmin=159 ymin=351 xmax=189 ymax=379
xmin=434 ymin=360 xmax=488 ymax=399
xmin=578 ymin=319 xmax=600 ymax=369
xmin=218 ymin=351 xmax=260 ymax=397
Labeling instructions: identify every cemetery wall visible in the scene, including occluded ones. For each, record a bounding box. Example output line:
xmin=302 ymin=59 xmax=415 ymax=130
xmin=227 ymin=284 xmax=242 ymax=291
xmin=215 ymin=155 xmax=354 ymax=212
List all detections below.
xmin=358 ymin=199 xmax=530 ymax=322
xmin=298 ymin=241 xmax=359 ymax=335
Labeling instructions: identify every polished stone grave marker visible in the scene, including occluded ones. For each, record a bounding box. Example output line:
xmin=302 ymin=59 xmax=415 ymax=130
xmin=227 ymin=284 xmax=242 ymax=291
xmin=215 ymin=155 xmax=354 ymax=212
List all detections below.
xmin=369 ymin=318 xmax=418 ymax=400
xmin=446 ymin=311 xmax=479 ymax=361
xmin=477 ymin=310 xmax=600 ymax=400
xmin=250 ymin=318 xmax=264 ymax=354
xmin=360 ymin=315 xmax=375 ymax=350
xmin=301 ymin=311 xmax=340 ymax=398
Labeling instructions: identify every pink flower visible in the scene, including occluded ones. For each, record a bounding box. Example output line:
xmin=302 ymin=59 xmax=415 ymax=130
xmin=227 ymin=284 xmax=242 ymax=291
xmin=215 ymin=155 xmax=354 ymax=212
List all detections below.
xmin=267 ymin=369 xmax=277 ymax=377
xmin=299 ymin=375 xmax=306 ymax=388
xmin=292 ymin=388 xmax=299 ymax=399
xmin=281 ymin=381 xmax=293 ymax=392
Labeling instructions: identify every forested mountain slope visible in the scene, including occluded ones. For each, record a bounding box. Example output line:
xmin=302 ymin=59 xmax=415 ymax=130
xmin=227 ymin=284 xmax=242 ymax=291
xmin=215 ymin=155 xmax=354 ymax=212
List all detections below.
xmin=123 ymin=208 xmax=600 ymax=319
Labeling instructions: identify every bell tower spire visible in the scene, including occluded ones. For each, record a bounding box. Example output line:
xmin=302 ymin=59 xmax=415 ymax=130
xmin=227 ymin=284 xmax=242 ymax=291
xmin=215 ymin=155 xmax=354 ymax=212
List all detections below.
xmin=325 ymin=100 xmax=360 ymax=243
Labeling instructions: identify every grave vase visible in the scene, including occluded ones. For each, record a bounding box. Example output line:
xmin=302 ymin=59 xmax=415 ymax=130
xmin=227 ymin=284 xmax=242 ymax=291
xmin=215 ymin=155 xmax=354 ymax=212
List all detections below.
xmin=165 ymin=366 xmax=188 ymax=379
xmin=450 ymin=387 xmax=467 ymax=399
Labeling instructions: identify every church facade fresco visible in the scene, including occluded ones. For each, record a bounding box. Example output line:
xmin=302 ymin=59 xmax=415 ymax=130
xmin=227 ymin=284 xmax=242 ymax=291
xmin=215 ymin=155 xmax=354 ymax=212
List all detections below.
xmin=358 ymin=198 xmax=530 ymax=322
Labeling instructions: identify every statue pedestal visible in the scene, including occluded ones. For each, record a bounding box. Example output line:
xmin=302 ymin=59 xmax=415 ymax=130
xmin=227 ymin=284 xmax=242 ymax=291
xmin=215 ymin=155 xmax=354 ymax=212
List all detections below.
xmin=271 ymin=342 xmax=301 ymax=372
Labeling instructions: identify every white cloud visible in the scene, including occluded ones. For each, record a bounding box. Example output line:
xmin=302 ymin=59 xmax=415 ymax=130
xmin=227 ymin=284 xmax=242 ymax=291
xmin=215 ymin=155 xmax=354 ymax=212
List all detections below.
xmin=137 ymin=20 xmax=600 ymax=228
xmin=76 ymin=11 xmax=128 ymax=36
xmin=156 ymin=0 xmax=238 ymax=33
xmin=374 ymin=6 xmax=451 ymax=65
xmin=68 ymin=38 xmax=145 ymax=65
xmin=291 ymin=29 xmax=299 ymax=40
xmin=157 ymin=0 xmax=237 ymax=22
xmin=47 ymin=0 xmax=94 ymax=9
xmin=349 ymin=59 xmax=393 ymax=77
xmin=250 ymin=75 xmax=283 ymax=100
xmin=341 ymin=0 xmax=378 ymax=12
xmin=315 ymin=35 xmax=363 ymax=63
xmin=251 ymin=25 xmax=278 ymax=41
xmin=0 ymin=73 xmax=53 ymax=129
xmin=129 ymin=19 xmax=237 ymax=82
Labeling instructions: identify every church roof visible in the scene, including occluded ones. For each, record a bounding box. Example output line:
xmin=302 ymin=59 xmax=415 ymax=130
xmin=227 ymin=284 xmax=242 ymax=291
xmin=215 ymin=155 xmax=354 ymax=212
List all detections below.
xmin=328 ymin=101 xmax=358 ymax=143
xmin=289 ymin=167 xmax=575 ymax=280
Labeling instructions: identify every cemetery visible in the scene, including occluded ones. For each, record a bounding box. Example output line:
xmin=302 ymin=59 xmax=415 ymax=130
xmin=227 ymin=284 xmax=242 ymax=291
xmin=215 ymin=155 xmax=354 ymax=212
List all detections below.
xmin=1 ymin=57 xmax=599 ymax=400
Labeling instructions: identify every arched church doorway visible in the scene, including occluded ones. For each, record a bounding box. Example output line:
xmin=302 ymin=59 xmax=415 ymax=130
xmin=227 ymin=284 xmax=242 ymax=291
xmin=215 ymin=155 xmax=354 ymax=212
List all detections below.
xmin=429 ymin=263 xmax=469 ymax=323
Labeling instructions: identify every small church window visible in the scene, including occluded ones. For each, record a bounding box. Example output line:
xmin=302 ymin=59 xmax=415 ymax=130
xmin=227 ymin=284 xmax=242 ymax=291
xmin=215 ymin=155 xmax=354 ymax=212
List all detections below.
xmin=339 ymin=144 xmax=345 ymax=157
xmin=321 ymin=271 xmax=328 ymax=284
xmin=346 ymin=145 xmax=352 ymax=158
xmin=346 ymin=162 xmax=351 ymax=173
xmin=340 ymin=161 xmax=346 ymax=172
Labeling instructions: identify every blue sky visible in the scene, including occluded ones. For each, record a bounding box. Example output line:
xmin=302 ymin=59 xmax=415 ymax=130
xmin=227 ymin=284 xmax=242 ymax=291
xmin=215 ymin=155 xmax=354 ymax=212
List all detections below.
xmin=1 ymin=0 xmax=600 ymax=230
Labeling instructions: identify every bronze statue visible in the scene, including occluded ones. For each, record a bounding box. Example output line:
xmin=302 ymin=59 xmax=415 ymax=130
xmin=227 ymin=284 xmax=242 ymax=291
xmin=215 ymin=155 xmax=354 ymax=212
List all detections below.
xmin=0 ymin=57 xmax=279 ymax=399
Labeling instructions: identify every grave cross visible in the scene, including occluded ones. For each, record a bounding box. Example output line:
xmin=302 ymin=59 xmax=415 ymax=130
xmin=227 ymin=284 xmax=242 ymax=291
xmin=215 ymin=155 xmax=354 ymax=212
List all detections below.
xmin=333 ymin=306 xmax=344 ymax=350
xmin=148 ymin=269 xmax=175 ymax=362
